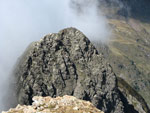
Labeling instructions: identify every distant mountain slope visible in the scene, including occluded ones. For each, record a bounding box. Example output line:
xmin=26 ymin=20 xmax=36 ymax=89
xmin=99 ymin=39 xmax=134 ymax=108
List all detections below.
xmin=95 ymin=18 xmax=150 ymax=108
xmin=93 ymin=0 xmax=150 ymax=108
xmin=98 ymin=0 xmax=150 ymax=22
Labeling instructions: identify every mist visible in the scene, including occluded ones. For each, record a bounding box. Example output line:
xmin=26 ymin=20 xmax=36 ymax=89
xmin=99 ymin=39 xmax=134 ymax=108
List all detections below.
xmin=0 ymin=0 xmax=111 ymax=111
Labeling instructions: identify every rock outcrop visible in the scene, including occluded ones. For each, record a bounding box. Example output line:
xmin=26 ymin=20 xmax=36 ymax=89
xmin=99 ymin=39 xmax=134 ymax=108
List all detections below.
xmin=2 ymin=95 xmax=104 ymax=113
xmin=14 ymin=28 xmax=149 ymax=113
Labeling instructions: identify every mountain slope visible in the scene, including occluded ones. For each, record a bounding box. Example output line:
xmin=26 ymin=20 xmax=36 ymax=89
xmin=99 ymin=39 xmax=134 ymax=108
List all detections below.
xmin=93 ymin=0 xmax=150 ymax=108
xmin=95 ymin=18 xmax=150 ymax=108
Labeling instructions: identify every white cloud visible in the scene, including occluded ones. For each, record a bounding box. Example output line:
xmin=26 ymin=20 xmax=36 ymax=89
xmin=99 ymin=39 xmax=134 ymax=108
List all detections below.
xmin=0 ymin=0 xmax=111 ymax=111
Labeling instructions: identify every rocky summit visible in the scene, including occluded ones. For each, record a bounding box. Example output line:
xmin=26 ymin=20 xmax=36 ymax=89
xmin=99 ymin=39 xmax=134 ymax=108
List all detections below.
xmin=15 ymin=28 xmax=149 ymax=113
xmin=2 ymin=95 xmax=104 ymax=113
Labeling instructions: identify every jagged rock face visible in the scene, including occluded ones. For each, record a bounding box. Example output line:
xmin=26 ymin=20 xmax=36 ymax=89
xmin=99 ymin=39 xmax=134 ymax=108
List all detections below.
xmin=2 ymin=95 xmax=104 ymax=113
xmin=15 ymin=28 xmax=141 ymax=113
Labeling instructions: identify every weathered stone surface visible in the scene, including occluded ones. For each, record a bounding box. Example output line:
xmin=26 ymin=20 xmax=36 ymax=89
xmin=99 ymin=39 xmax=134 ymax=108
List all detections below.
xmin=2 ymin=95 xmax=104 ymax=113
xmin=15 ymin=27 xmax=147 ymax=113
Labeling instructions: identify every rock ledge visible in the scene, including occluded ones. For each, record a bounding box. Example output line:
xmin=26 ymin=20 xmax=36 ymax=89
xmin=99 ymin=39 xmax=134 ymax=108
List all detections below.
xmin=2 ymin=95 xmax=104 ymax=113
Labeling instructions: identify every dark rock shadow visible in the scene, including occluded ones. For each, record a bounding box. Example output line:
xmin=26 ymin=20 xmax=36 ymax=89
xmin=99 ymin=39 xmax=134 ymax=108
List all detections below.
xmin=119 ymin=0 xmax=150 ymax=23
xmin=98 ymin=0 xmax=150 ymax=23
xmin=118 ymin=90 xmax=139 ymax=113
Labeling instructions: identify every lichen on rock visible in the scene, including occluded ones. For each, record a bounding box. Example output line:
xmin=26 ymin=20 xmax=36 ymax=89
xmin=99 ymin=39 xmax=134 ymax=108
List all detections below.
xmin=2 ymin=95 xmax=104 ymax=113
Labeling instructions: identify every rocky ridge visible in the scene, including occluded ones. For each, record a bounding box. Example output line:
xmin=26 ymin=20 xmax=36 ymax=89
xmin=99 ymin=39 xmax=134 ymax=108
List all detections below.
xmin=15 ymin=28 xmax=149 ymax=113
xmin=2 ymin=95 xmax=104 ymax=113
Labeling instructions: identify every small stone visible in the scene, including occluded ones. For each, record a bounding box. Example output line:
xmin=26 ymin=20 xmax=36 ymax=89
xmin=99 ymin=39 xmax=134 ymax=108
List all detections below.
xmin=73 ymin=106 xmax=79 ymax=110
